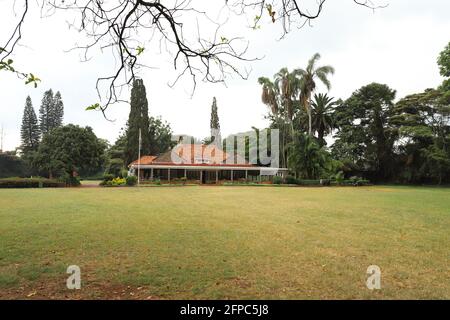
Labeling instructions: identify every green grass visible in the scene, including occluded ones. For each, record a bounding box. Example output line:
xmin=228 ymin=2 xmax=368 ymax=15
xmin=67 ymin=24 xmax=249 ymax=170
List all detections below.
xmin=0 ymin=186 xmax=449 ymax=299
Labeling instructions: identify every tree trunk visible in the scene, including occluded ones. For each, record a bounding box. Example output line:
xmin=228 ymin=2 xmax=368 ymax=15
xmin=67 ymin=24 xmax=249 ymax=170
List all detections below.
xmin=318 ymin=127 xmax=324 ymax=146
xmin=307 ymin=107 xmax=312 ymax=136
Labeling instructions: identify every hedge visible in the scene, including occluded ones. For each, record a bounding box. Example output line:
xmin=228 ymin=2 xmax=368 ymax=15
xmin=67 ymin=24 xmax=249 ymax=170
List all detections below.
xmin=0 ymin=178 xmax=66 ymax=188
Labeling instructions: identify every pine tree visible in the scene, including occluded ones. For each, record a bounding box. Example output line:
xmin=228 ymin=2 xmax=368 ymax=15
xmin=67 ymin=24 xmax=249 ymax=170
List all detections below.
xmin=39 ymin=89 xmax=64 ymax=136
xmin=125 ymin=79 xmax=151 ymax=165
xmin=53 ymin=91 xmax=64 ymax=128
xmin=210 ymin=97 xmax=221 ymax=146
xmin=39 ymin=89 xmax=54 ymax=136
xmin=20 ymin=96 xmax=40 ymax=154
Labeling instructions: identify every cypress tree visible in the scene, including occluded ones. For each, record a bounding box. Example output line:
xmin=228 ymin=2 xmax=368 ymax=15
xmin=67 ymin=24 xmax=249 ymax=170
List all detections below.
xmin=20 ymin=96 xmax=40 ymax=153
xmin=125 ymin=79 xmax=151 ymax=165
xmin=210 ymin=97 xmax=221 ymax=146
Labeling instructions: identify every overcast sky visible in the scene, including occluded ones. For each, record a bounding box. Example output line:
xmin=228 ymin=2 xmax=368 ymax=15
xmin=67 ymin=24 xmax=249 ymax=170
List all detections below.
xmin=0 ymin=0 xmax=449 ymax=151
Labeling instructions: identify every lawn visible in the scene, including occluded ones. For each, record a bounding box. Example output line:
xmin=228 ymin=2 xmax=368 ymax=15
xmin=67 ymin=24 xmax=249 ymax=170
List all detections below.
xmin=0 ymin=186 xmax=449 ymax=299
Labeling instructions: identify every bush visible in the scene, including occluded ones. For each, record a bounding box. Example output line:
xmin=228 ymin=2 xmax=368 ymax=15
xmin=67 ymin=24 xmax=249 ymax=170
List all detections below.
xmin=358 ymin=179 xmax=371 ymax=186
xmin=103 ymin=173 xmax=114 ymax=182
xmin=285 ymin=176 xmax=299 ymax=185
xmin=119 ymin=169 xmax=129 ymax=179
xmin=273 ymin=176 xmax=283 ymax=185
xmin=0 ymin=178 xmax=65 ymax=188
xmin=298 ymin=179 xmax=321 ymax=186
xmin=112 ymin=177 xmax=126 ymax=186
xmin=58 ymin=174 xmax=81 ymax=186
xmin=334 ymin=171 xmax=345 ymax=185
xmin=126 ymin=175 xmax=138 ymax=186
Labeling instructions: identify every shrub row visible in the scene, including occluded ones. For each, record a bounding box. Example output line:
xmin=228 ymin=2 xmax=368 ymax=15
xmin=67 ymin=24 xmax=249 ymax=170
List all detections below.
xmin=0 ymin=177 xmax=66 ymax=188
xmin=274 ymin=176 xmax=371 ymax=187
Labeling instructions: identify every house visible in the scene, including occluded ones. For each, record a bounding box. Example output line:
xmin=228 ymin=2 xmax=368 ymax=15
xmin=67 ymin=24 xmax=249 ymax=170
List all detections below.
xmin=128 ymin=144 xmax=288 ymax=184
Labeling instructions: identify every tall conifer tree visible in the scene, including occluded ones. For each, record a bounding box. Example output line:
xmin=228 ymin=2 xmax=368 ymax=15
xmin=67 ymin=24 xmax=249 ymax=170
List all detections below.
xmin=53 ymin=91 xmax=64 ymax=128
xmin=125 ymin=79 xmax=151 ymax=164
xmin=39 ymin=89 xmax=64 ymax=136
xmin=20 ymin=96 xmax=40 ymax=153
xmin=210 ymin=97 xmax=221 ymax=146
xmin=39 ymin=89 xmax=54 ymax=136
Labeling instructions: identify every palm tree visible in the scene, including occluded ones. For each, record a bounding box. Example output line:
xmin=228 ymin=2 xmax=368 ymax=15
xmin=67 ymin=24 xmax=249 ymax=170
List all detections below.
xmin=273 ymin=68 xmax=301 ymax=125
xmin=311 ymin=93 xmax=336 ymax=146
xmin=294 ymin=53 xmax=335 ymax=136
xmin=288 ymin=133 xmax=329 ymax=179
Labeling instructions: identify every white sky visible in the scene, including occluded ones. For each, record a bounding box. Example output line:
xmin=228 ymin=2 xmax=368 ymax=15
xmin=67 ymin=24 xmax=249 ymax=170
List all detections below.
xmin=0 ymin=0 xmax=449 ymax=151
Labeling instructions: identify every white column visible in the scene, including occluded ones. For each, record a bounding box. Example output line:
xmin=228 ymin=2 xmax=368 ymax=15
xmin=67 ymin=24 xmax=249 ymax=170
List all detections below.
xmin=231 ymin=170 xmax=234 ymax=182
xmin=168 ymin=169 xmax=171 ymax=182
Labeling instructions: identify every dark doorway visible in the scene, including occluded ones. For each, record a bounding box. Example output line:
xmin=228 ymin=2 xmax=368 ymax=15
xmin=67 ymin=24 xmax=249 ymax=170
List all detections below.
xmin=201 ymin=171 xmax=206 ymax=184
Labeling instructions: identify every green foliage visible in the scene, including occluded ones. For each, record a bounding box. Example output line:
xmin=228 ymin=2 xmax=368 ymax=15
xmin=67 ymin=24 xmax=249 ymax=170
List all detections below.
xmin=273 ymin=176 xmax=283 ymax=185
xmin=297 ymin=179 xmax=321 ymax=186
xmin=20 ymin=96 xmax=40 ymax=155
xmin=310 ymin=93 xmax=336 ymax=145
xmin=148 ymin=116 xmax=174 ymax=155
xmin=25 ymin=73 xmax=41 ymax=88
xmin=125 ymin=79 xmax=151 ymax=165
xmin=0 ymin=177 xmax=65 ymax=188
xmin=58 ymin=173 xmax=81 ymax=187
xmin=126 ymin=175 xmax=138 ymax=186
xmin=334 ymin=171 xmax=345 ymax=185
xmin=288 ymin=133 xmax=331 ymax=179
xmin=85 ymin=103 xmax=100 ymax=111
xmin=210 ymin=97 xmax=221 ymax=145
xmin=0 ymin=152 xmax=30 ymax=178
xmin=333 ymin=83 xmax=397 ymax=181
xmin=437 ymin=41 xmax=450 ymax=78
xmin=103 ymin=173 xmax=115 ymax=182
xmin=39 ymin=89 xmax=64 ymax=136
xmin=285 ymin=176 xmax=298 ymax=185
xmin=33 ymin=124 xmax=106 ymax=180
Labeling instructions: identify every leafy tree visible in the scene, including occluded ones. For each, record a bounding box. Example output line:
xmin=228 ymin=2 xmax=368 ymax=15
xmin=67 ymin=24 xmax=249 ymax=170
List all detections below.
xmin=0 ymin=152 xmax=30 ymax=178
xmin=105 ymin=134 xmax=127 ymax=177
xmin=391 ymin=88 xmax=450 ymax=183
xmin=149 ymin=116 xmax=174 ymax=155
xmin=288 ymin=133 xmax=330 ymax=179
xmin=125 ymin=79 xmax=151 ymax=165
xmin=438 ymin=41 xmax=450 ymax=78
xmin=34 ymin=124 xmax=106 ymax=181
xmin=333 ymin=83 xmax=396 ymax=181
xmin=310 ymin=93 xmax=337 ymax=146
xmin=209 ymin=97 xmax=222 ymax=146
xmin=295 ymin=53 xmax=335 ymax=136
xmin=20 ymin=96 xmax=40 ymax=154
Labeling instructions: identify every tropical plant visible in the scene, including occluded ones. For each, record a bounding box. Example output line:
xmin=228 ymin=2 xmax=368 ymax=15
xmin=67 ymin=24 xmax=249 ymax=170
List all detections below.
xmin=288 ymin=133 xmax=330 ymax=179
xmin=294 ymin=53 xmax=335 ymax=136
xmin=310 ymin=93 xmax=336 ymax=145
